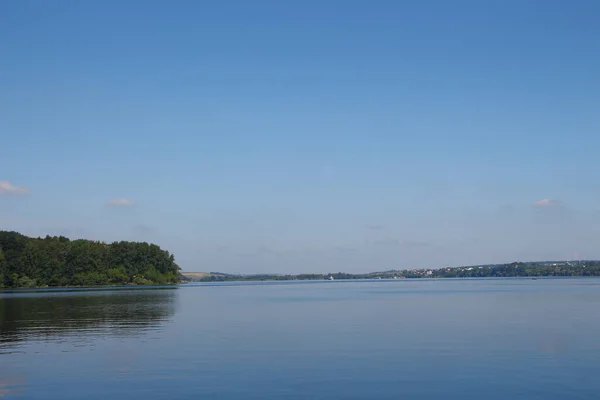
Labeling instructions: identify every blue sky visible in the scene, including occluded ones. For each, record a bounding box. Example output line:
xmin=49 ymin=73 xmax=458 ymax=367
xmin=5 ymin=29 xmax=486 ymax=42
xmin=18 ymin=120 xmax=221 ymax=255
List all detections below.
xmin=1 ymin=0 xmax=600 ymax=273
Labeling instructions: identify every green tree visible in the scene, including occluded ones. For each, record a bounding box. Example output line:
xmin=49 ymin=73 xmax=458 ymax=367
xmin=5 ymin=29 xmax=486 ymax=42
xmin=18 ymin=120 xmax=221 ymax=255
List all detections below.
xmin=0 ymin=230 xmax=181 ymax=288
xmin=0 ymin=248 xmax=7 ymax=288
xmin=107 ymin=266 xmax=129 ymax=284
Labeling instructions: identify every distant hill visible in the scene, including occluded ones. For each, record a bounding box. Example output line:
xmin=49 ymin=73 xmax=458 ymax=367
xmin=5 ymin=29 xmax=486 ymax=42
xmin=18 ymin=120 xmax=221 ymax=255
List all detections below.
xmin=181 ymin=260 xmax=600 ymax=282
xmin=180 ymin=272 xmax=211 ymax=280
xmin=180 ymin=272 xmax=236 ymax=281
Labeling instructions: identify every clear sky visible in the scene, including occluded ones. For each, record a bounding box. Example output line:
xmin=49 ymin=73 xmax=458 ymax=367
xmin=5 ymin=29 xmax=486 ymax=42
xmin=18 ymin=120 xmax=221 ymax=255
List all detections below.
xmin=2 ymin=0 xmax=600 ymax=273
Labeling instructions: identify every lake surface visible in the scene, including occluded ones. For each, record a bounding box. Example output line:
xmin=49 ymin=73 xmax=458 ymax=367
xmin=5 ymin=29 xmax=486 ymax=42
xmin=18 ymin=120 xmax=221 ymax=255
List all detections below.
xmin=2 ymin=278 xmax=600 ymax=399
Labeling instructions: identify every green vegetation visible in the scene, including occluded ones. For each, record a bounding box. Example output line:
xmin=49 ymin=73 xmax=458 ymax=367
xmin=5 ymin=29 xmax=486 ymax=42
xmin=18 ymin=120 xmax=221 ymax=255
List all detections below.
xmin=397 ymin=261 xmax=600 ymax=278
xmin=0 ymin=231 xmax=180 ymax=288
xmin=191 ymin=261 xmax=600 ymax=282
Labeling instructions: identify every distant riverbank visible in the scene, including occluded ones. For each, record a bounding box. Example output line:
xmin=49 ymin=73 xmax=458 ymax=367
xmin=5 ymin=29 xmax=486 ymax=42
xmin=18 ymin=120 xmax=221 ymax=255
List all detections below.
xmin=4 ymin=229 xmax=598 ymax=290
xmin=184 ymin=260 xmax=600 ymax=282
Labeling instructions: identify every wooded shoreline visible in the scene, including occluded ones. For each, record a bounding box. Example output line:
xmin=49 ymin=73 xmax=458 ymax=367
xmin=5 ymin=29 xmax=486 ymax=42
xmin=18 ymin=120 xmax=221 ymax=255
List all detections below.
xmin=0 ymin=231 xmax=180 ymax=289
xmin=186 ymin=260 xmax=600 ymax=282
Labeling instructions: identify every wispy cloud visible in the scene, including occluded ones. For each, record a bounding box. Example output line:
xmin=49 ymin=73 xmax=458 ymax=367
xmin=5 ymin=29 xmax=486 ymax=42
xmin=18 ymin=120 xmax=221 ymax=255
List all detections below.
xmin=534 ymin=198 xmax=562 ymax=208
xmin=0 ymin=181 xmax=29 ymax=196
xmin=371 ymin=238 xmax=430 ymax=248
xmin=132 ymin=224 xmax=153 ymax=236
xmin=366 ymin=224 xmax=385 ymax=230
xmin=107 ymin=198 xmax=135 ymax=207
xmin=398 ymin=240 xmax=430 ymax=248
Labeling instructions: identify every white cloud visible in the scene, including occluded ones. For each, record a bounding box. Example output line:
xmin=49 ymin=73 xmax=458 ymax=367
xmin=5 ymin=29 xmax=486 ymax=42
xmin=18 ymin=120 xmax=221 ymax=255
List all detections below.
xmin=534 ymin=198 xmax=561 ymax=208
xmin=0 ymin=181 xmax=29 ymax=196
xmin=107 ymin=198 xmax=135 ymax=207
xmin=132 ymin=224 xmax=153 ymax=236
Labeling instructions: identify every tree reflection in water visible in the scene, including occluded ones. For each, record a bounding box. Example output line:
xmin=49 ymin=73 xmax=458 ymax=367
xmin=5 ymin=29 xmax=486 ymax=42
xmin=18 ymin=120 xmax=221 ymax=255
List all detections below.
xmin=0 ymin=287 xmax=178 ymax=352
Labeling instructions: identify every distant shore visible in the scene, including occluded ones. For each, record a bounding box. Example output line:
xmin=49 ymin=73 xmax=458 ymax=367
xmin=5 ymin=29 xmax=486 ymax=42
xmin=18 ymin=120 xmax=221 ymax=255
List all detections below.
xmin=182 ymin=260 xmax=600 ymax=283
xmin=0 ymin=283 xmax=181 ymax=292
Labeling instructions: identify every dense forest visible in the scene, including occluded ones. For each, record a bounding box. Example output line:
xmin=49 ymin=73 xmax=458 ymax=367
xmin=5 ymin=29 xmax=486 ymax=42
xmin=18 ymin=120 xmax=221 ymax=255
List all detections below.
xmin=195 ymin=261 xmax=600 ymax=282
xmin=0 ymin=231 xmax=180 ymax=288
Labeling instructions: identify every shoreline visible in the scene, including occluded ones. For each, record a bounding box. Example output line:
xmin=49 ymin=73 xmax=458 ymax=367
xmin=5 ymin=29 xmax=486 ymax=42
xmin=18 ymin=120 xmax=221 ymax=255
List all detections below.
xmin=0 ymin=283 xmax=180 ymax=292
xmin=4 ymin=275 xmax=600 ymax=292
xmin=183 ymin=260 xmax=600 ymax=283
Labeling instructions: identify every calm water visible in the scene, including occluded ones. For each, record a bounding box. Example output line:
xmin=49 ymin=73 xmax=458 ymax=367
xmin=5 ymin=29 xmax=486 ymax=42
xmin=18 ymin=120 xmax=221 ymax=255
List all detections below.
xmin=2 ymin=278 xmax=600 ymax=399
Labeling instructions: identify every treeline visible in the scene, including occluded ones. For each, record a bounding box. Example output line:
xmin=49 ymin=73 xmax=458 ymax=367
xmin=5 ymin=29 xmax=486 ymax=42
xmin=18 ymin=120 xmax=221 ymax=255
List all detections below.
xmin=194 ymin=261 xmax=600 ymax=282
xmin=198 ymin=272 xmax=384 ymax=282
xmin=422 ymin=261 xmax=600 ymax=278
xmin=198 ymin=273 xmax=328 ymax=282
xmin=0 ymin=231 xmax=180 ymax=288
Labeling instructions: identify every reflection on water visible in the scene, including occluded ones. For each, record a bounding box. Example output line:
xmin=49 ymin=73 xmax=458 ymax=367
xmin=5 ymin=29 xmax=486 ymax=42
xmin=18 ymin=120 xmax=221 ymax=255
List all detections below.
xmin=2 ymin=280 xmax=600 ymax=399
xmin=0 ymin=288 xmax=178 ymax=353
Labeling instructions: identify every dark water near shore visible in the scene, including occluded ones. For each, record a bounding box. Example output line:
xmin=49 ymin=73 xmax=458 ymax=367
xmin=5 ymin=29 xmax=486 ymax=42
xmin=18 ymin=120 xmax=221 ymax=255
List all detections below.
xmin=2 ymin=278 xmax=600 ymax=399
